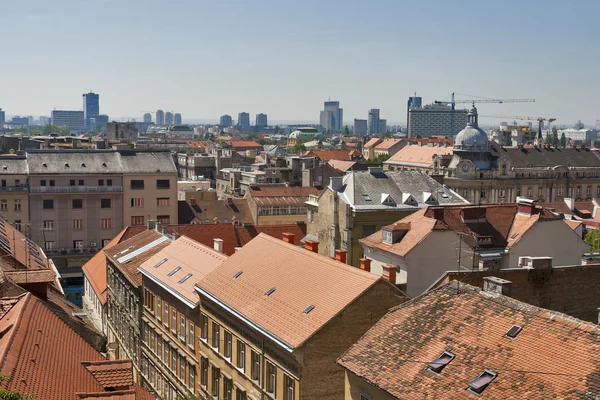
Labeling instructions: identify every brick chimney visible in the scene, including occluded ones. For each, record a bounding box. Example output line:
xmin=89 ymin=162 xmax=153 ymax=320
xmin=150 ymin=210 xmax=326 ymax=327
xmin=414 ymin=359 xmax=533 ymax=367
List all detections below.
xmin=282 ymin=232 xmax=295 ymax=245
xmin=516 ymin=197 xmax=537 ymax=216
xmin=359 ymin=258 xmax=371 ymax=272
xmin=483 ymin=276 xmax=512 ymax=296
xmin=304 ymin=240 xmax=319 ymax=253
xmin=382 ymin=264 xmax=397 ymax=284
xmin=334 ymin=249 xmax=347 ymax=264
xmin=213 ymin=238 xmax=224 ymax=253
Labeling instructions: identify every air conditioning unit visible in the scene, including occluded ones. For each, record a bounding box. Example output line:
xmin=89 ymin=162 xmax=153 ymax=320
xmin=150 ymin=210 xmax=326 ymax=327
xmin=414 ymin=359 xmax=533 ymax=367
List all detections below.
xmin=90 ymin=242 xmax=97 ymax=247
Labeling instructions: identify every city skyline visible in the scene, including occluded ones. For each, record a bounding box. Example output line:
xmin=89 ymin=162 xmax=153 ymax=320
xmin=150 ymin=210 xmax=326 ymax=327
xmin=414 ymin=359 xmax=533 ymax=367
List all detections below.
xmin=1 ymin=0 xmax=599 ymax=125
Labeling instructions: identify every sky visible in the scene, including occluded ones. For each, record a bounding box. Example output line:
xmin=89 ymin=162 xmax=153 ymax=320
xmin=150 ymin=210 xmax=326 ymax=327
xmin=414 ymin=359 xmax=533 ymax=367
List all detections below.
xmin=1 ymin=0 xmax=599 ymax=126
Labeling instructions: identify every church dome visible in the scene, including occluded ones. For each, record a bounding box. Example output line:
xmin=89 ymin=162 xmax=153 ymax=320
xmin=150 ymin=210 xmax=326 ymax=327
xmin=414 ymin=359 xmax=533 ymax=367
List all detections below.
xmin=454 ymin=105 xmax=489 ymax=152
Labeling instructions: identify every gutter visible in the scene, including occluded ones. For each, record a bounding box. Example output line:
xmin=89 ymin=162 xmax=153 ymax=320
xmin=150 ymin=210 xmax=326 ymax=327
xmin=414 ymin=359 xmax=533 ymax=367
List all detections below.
xmin=138 ymin=268 xmax=196 ymax=309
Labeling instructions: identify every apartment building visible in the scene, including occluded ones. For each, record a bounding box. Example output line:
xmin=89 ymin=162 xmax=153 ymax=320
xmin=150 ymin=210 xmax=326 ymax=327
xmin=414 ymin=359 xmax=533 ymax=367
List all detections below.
xmin=245 ymin=186 xmax=320 ymax=225
xmin=193 ymin=233 xmax=406 ymax=400
xmin=0 ymin=156 xmax=29 ymax=234
xmin=138 ymin=236 xmax=227 ymax=399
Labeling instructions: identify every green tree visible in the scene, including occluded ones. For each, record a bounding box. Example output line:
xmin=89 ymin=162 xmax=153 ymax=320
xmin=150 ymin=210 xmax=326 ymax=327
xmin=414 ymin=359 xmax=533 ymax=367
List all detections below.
xmin=551 ymin=127 xmax=559 ymax=147
xmin=292 ymin=143 xmax=306 ymax=154
xmin=544 ymin=132 xmax=552 ymax=145
xmin=585 ymin=229 xmax=600 ymax=252
xmin=365 ymin=154 xmax=390 ymax=164
xmin=343 ymin=125 xmax=350 ymax=136
xmin=560 ymin=132 xmax=566 ymax=148
xmin=274 ymin=125 xmax=280 ymax=134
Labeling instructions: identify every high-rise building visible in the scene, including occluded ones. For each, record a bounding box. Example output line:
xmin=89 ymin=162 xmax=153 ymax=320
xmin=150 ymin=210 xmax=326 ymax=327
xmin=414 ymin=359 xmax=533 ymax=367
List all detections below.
xmin=319 ymin=101 xmax=343 ymax=132
xmin=255 ymin=113 xmax=268 ymax=128
xmin=354 ymin=119 xmax=368 ymax=135
xmin=0 ymin=109 xmax=5 ymax=124
xmin=93 ymin=114 xmax=109 ymax=132
xmin=408 ymin=103 xmax=468 ymax=137
xmin=407 ymin=95 xmax=422 ymax=127
xmin=50 ymin=110 xmax=85 ymax=132
xmin=174 ymin=113 xmax=182 ymax=125
xmin=11 ymin=116 xmax=29 ymax=125
xmin=39 ymin=116 xmax=49 ymax=125
xmin=165 ymin=112 xmax=173 ymax=126
xmin=368 ymin=109 xmax=381 ymax=135
xmin=143 ymin=113 xmax=152 ymax=123
xmin=220 ymin=115 xmax=233 ymax=127
xmin=379 ymin=119 xmax=387 ymax=134
xmin=156 ymin=109 xmax=165 ymax=125
xmin=82 ymin=92 xmax=99 ymax=130
xmin=237 ymin=112 xmax=250 ymax=131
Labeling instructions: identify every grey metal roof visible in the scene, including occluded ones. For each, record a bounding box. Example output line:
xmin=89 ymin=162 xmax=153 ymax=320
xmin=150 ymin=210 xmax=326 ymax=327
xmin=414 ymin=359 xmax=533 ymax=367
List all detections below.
xmin=491 ymin=143 xmax=600 ymax=168
xmin=0 ymin=157 xmax=28 ymax=175
xmin=339 ymin=170 xmax=467 ymax=210
xmin=117 ymin=150 xmax=177 ymax=174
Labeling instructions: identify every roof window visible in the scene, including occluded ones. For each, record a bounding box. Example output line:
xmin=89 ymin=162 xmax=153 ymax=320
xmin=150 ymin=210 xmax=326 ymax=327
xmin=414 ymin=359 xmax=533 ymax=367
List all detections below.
xmin=42 ymin=163 xmax=47 ymax=168
xmin=81 ymin=163 xmax=86 ymax=167
xmin=427 ymin=351 xmax=455 ymax=374
xmin=154 ymin=258 xmax=167 ymax=268
xmin=233 ymin=271 xmax=243 ymax=279
xmin=265 ymin=287 xmax=275 ymax=296
xmin=362 ymin=194 xmax=372 ymax=201
xmin=505 ymin=325 xmax=522 ymax=339
xmin=178 ymin=273 xmax=193 ymax=283
xmin=102 ymin=162 xmax=107 ymax=167
xmin=64 ymin=163 xmax=69 ymax=168
xmin=167 ymin=266 xmax=181 ymax=277
xmin=302 ymin=305 xmax=315 ymax=315
xmin=467 ymin=370 xmax=497 ymax=395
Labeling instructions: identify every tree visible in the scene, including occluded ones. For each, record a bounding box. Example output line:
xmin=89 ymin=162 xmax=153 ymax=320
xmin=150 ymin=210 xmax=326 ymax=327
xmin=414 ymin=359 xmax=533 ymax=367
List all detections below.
xmin=41 ymin=124 xmax=68 ymax=136
xmin=560 ymin=132 xmax=567 ymax=148
xmin=544 ymin=132 xmax=552 ymax=145
xmin=343 ymin=125 xmax=350 ymax=136
xmin=365 ymin=154 xmax=390 ymax=164
xmin=551 ymin=127 xmax=559 ymax=147
xmin=292 ymin=143 xmax=306 ymax=154
xmin=274 ymin=125 xmax=280 ymax=134
xmin=585 ymin=229 xmax=600 ymax=252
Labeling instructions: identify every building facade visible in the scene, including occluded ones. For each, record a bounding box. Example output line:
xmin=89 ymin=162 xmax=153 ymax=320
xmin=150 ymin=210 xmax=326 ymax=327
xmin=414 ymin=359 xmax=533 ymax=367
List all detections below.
xmin=367 ymin=109 xmax=380 ymax=135
xmin=256 ymin=113 xmax=268 ymax=129
xmin=237 ymin=112 xmax=250 ymax=132
xmin=354 ymin=119 xmax=367 ymax=136
xmin=320 ymin=101 xmax=343 ymax=132
xmin=106 ymin=122 xmax=138 ymax=141
xmin=174 ymin=113 xmax=182 ymax=125
xmin=0 ymin=157 xmax=29 ymax=235
xmin=220 ymin=115 xmax=233 ymax=127
xmin=156 ymin=110 xmax=165 ymax=125
xmin=165 ymin=112 xmax=173 ymax=126
xmin=83 ymin=91 xmax=100 ymax=129
xmin=408 ymin=103 xmax=468 ymax=137
xmin=143 ymin=113 xmax=152 ymax=123
xmin=51 ymin=110 xmax=85 ymax=132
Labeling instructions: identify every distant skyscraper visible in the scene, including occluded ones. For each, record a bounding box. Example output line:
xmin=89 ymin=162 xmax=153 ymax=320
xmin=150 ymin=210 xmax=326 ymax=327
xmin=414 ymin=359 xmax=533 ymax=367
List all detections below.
xmin=354 ymin=119 xmax=368 ymax=136
xmin=237 ymin=112 xmax=250 ymax=131
xmin=220 ymin=115 xmax=233 ymax=127
xmin=407 ymin=95 xmax=422 ymax=127
xmin=368 ymin=109 xmax=381 ymax=135
xmin=94 ymin=115 xmax=109 ymax=132
xmin=165 ymin=112 xmax=173 ymax=126
xmin=379 ymin=119 xmax=387 ymax=134
xmin=319 ymin=101 xmax=343 ymax=132
xmin=143 ymin=113 xmax=152 ymax=123
xmin=0 ymin=109 xmax=5 ymax=124
xmin=255 ymin=113 xmax=268 ymax=128
xmin=156 ymin=110 xmax=165 ymax=125
xmin=596 ymin=120 xmax=600 ymax=130
xmin=174 ymin=113 xmax=182 ymax=125
xmin=408 ymin=103 xmax=468 ymax=137
xmin=83 ymin=92 xmax=100 ymax=130
xmin=39 ymin=116 xmax=49 ymax=125
xmin=51 ymin=110 xmax=85 ymax=132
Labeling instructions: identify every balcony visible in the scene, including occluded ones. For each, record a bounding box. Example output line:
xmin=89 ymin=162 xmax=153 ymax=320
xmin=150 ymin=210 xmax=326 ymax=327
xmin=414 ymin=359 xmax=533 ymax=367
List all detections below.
xmin=31 ymin=186 xmax=123 ymax=193
xmin=0 ymin=186 xmax=28 ymax=192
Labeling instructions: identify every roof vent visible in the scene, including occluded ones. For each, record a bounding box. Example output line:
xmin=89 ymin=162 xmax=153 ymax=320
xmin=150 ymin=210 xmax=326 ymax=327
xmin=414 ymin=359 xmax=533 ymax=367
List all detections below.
xmin=467 ymin=370 xmax=497 ymax=395
xmin=154 ymin=258 xmax=168 ymax=268
xmin=233 ymin=271 xmax=243 ymax=279
xmin=178 ymin=273 xmax=193 ymax=283
xmin=64 ymin=163 xmax=69 ymax=168
xmin=81 ymin=163 xmax=86 ymax=167
xmin=302 ymin=305 xmax=315 ymax=315
xmin=505 ymin=325 xmax=522 ymax=339
xmin=42 ymin=163 xmax=47 ymax=167
xmin=167 ymin=266 xmax=181 ymax=277
xmin=102 ymin=162 xmax=107 ymax=167
xmin=265 ymin=287 xmax=275 ymax=296
xmin=2 ymin=166 xmax=6 ymax=170
xmin=427 ymin=351 xmax=455 ymax=374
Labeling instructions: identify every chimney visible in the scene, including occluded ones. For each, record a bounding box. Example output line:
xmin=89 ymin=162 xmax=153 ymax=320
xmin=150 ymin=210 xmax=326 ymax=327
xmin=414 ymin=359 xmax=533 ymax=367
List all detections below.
xmin=329 ymin=176 xmax=343 ymax=190
xmin=483 ymin=276 xmax=512 ymax=296
xmin=304 ymin=240 xmax=319 ymax=253
xmin=234 ymin=247 xmax=242 ymax=253
xmin=564 ymin=197 xmax=575 ymax=212
xmin=213 ymin=238 xmax=224 ymax=253
xmin=282 ymin=232 xmax=295 ymax=245
xmin=382 ymin=264 xmax=397 ymax=284
xmin=334 ymin=249 xmax=347 ymax=264
xmin=582 ymin=253 xmax=600 ymax=265
xmin=521 ymin=256 xmax=552 ymax=269
xmin=359 ymin=258 xmax=371 ymax=272
xmin=368 ymin=166 xmax=383 ymax=174
xmin=517 ymin=197 xmax=536 ymax=216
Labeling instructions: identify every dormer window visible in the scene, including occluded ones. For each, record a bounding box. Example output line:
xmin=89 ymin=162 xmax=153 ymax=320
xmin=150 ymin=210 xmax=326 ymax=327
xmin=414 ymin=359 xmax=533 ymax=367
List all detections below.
xmin=382 ymin=229 xmax=393 ymax=244
xmin=467 ymin=370 xmax=497 ymax=395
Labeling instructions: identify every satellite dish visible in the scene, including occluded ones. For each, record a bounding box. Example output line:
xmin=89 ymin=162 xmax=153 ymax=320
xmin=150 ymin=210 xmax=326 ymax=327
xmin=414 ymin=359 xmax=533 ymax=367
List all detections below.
xmin=9 ymin=149 xmax=14 ymax=154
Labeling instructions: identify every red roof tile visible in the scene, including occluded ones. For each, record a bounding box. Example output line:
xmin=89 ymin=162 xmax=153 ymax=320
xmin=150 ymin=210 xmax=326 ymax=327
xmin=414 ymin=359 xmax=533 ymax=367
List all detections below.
xmin=304 ymin=150 xmax=362 ymax=161
xmin=83 ymin=359 xmax=133 ymax=389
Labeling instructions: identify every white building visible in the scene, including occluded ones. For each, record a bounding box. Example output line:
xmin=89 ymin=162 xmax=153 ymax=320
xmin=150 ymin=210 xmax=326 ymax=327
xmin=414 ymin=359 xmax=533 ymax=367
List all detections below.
xmin=408 ymin=103 xmax=468 ymax=138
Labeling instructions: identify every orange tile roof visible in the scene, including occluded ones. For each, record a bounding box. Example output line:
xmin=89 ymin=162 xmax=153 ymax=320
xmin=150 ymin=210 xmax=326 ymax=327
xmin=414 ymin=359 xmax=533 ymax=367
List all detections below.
xmin=305 ymin=149 xmax=362 ymax=161
xmin=374 ymin=138 xmax=403 ymax=150
xmin=139 ymin=236 xmax=227 ymax=305
xmin=82 ymin=359 xmax=133 ymax=389
xmin=4 ymin=269 xmax=57 ymax=284
xmin=77 ymin=390 xmax=136 ymax=399
xmin=564 ymin=219 xmax=583 ymax=231
xmin=104 ymin=230 xmax=171 ymax=287
xmin=195 ymin=234 xmax=381 ymax=349
xmin=234 ymin=224 xmax=307 ymax=247
xmin=82 ymin=228 xmax=128 ymax=304
xmin=386 ymin=145 xmax=453 ymax=166
xmin=0 ymin=219 xmax=50 ymax=271
xmin=328 ymin=159 xmax=356 ymax=172
xmin=167 ymin=224 xmax=239 ymax=256
xmin=119 ymin=226 xmax=148 ymax=242
xmin=226 ymin=140 xmax=262 ymax=148
xmin=0 ymin=293 xmax=153 ymax=399
xmin=338 ymin=282 xmax=600 ymax=399
xmin=364 ymin=138 xmax=383 ymax=148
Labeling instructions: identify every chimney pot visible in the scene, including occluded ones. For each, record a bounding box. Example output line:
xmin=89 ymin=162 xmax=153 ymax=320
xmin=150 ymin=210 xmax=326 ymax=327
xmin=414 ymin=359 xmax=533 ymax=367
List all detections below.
xmin=234 ymin=247 xmax=241 ymax=253
xmin=304 ymin=240 xmax=319 ymax=253
xmin=359 ymin=258 xmax=371 ymax=272
xmin=483 ymin=276 xmax=512 ymax=296
xmin=334 ymin=249 xmax=347 ymax=264
xmin=282 ymin=232 xmax=295 ymax=245
xmin=213 ymin=238 xmax=224 ymax=253
xmin=382 ymin=264 xmax=397 ymax=284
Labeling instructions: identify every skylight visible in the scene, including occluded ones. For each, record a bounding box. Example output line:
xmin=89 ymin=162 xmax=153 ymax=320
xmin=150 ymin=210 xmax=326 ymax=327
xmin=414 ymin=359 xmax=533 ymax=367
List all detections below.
xmin=467 ymin=370 xmax=497 ymax=395
xmin=154 ymin=258 xmax=168 ymax=268
xmin=178 ymin=273 xmax=193 ymax=283
xmin=427 ymin=351 xmax=455 ymax=374
xmin=505 ymin=325 xmax=522 ymax=339
xmin=167 ymin=266 xmax=181 ymax=277
xmin=302 ymin=305 xmax=315 ymax=315
xmin=265 ymin=287 xmax=275 ymax=296
xmin=362 ymin=194 xmax=372 ymax=201
xmin=233 ymin=271 xmax=243 ymax=279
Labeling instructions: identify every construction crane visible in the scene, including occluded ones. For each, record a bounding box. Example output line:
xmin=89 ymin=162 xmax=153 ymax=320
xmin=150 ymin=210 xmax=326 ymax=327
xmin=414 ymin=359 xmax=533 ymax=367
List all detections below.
xmin=480 ymin=115 xmax=556 ymax=144
xmin=434 ymin=93 xmax=536 ymax=137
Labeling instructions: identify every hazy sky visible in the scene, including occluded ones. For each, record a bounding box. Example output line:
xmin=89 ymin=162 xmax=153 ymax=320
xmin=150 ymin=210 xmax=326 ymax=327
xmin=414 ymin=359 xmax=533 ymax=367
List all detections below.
xmin=2 ymin=0 xmax=599 ymax=125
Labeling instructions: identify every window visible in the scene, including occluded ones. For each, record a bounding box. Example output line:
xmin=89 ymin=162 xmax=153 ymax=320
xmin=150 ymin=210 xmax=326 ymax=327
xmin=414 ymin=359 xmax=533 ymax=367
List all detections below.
xmin=588 ymin=185 xmax=592 ymax=196
xmin=362 ymin=225 xmax=376 ymax=238
xmin=237 ymin=341 xmax=245 ymax=371
xmin=462 ymin=188 xmax=468 ymax=198
xmin=527 ymin=187 xmax=532 ymax=198
xmin=501 ymin=164 xmax=507 ymax=175
xmin=266 ymin=362 xmax=276 ymax=394
xmin=99 ymin=218 xmax=111 ymax=229
xmin=43 ymin=220 xmax=54 ymax=230
xmin=499 ymin=188 xmax=505 ymax=198
xmin=157 ymin=179 xmax=170 ymax=189
xmin=577 ymin=185 xmax=582 ymax=196
xmin=40 ymin=180 xmax=46 ymax=187
xmin=74 ymin=240 xmax=83 ymax=249
xmin=211 ymin=366 xmax=220 ymax=397
xmin=362 ymin=194 xmax=371 ymax=201
xmin=70 ymin=179 xmax=76 ymax=186
xmin=72 ymin=219 xmax=83 ymax=230
xmin=212 ymin=322 xmax=220 ymax=350
xmin=50 ymin=180 xmax=56 ymax=187
xmin=157 ymin=215 xmax=170 ymax=224
xmin=150 ymin=330 xmax=155 ymax=352
xmin=224 ymin=378 xmax=233 ymax=400
xmin=180 ymin=315 xmax=186 ymax=341
xmin=131 ymin=180 xmax=144 ymax=190
xmin=44 ymin=241 xmax=54 ymax=251
xmin=224 ymin=330 xmax=232 ymax=359
xmin=14 ymin=220 xmax=21 ymax=231
xmin=236 ymin=390 xmax=247 ymax=400
xmin=157 ymin=198 xmax=170 ymax=207
xmin=171 ymin=346 xmax=177 ymax=371
xmin=72 ymin=199 xmax=83 ymax=209
xmin=284 ymin=375 xmax=295 ymax=400
xmin=13 ymin=199 xmax=21 ymax=211
xmin=201 ymin=357 xmax=208 ymax=387
xmin=201 ymin=314 xmax=208 ymax=341
xmin=157 ymin=338 xmax=163 ymax=359
xmin=0 ymin=200 xmax=6 ymax=211
xmin=360 ymin=395 xmax=371 ymax=400
xmin=98 ymin=179 xmax=104 ymax=186
xmin=480 ymin=188 xmax=486 ymax=199
xmin=188 ymin=363 xmax=195 ymax=391
xmin=131 ymin=216 xmax=145 ymax=226
xmin=179 ymin=355 xmax=185 ymax=380
xmin=157 ymin=298 xmax=162 ymax=322
xmin=427 ymin=351 xmax=455 ymax=374
xmin=188 ymin=324 xmax=194 ymax=349
xmin=164 ymin=342 xmax=169 ymax=364
xmin=102 ymin=239 xmax=110 ymax=247
xmin=171 ymin=309 xmax=177 ymax=334
xmin=14 ymin=179 xmax=19 ymax=187
xmin=382 ymin=229 xmax=393 ymax=244
xmin=505 ymin=325 xmax=523 ymax=339
xmin=43 ymin=199 xmax=54 ymax=209
xmin=101 ymin=198 xmax=111 ymax=208
xmin=107 ymin=179 xmax=113 ymax=186
xmin=467 ymin=370 xmax=497 ymax=395
xmin=164 ymin=303 xmax=169 ymax=327
xmin=251 ymin=351 xmax=260 ymax=381
xmin=131 ymin=198 xmax=144 ymax=207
